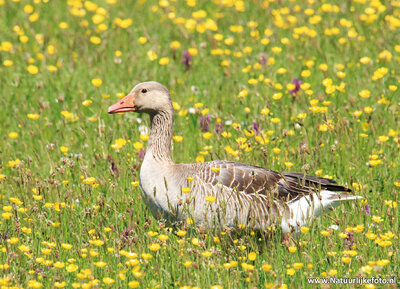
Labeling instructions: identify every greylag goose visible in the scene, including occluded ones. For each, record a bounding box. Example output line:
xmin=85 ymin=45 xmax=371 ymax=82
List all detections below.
xmin=108 ymin=81 xmax=361 ymax=236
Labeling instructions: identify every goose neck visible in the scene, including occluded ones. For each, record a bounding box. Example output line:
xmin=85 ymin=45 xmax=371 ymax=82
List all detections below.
xmin=147 ymin=109 xmax=174 ymax=163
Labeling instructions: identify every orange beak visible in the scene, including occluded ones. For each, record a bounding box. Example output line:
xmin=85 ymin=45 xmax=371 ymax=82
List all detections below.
xmin=108 ymin=93 xmax=136 ymax=114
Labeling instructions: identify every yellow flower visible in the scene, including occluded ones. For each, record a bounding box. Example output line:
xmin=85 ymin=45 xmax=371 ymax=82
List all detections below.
xmin=342 ymin=256 xmax=351 ymax=263
xmin=54 ymin=261 xmax=65 ymax=268
xmin=2 ymin=212 xmax=12 ymax=220
xmin=384 ymin=200 xmax=397 ymax=209
xmin=319 ymin=124 xmax=329 ymax=132
xmin=33 ymin=195 xmax=43 ymax=201
xmin=27 ymin=65 xmax=39 ymax=74
xmin=54 ymin=282 xmax=66 ymax=288
xmin=248 ymin=252 xmax=257 ymax=261
xmin=61 ymin=243 xmax=72 ymax=250
xmin=196 ymin=155 xmax=205 ymax=163
xmin=9 ymin=132 xmax=18 ymax=139
xmin=286 ymin=268 xmax=296 ymax=275
xmin=201 ymin=251 xmax=212 ymax=257
xmin=159 ymin=57 xmax=169 ymax=65
xmin=261 ymin=107 xmax=270 ymax=115
xmin=205 ymin=196 xmax=216 ymax=203
xmin=191 ymin=238 xmax=200 ymax=246
xmin=102 ymin=277 xmax=114 ymax=284
xmin=378 ymin=135 xmax=389 ymax=142
xmin=91 ymin=78 xmax=102 ymax=87
xmin=359 ymin=89 xmax=370 ymax=98
xmin=300 ymin=226 xmax=309 ymax=234
xmin=90 ymin=36 xmax=101 ymax=45
xmin=361 ymin=265 xmax=372 ymax=274
xmin=94 ymin=261 xmax=107 ymax=267
xmin=89 ymin=240 xmax=104 ymax=246
xmin=372 ymin=215 xmax=383 ymax=223
xmin=60 ymin=146 xmax=69 ymax=154
xmin=133 ymin=142 xmax=143 ymax=150
xmin=176 ymin=230 xmax=186 ymax=237
xmin=141 ymin=252 xmax=152 ymax=260
xmin=82 ymin=100 xmax=92 ymax=107
xmin=138 ymin=37 xmax=147 ymax=44
xmin=288 ymin=246 xmax=297 ymax=253
xmin=27 ymin=113 xmax=40 ymax=120
xmin=182 ymin=187 xmax=191 ymax=194
xmin=262 ymin=263 xmax=272 ymax=272
xmin=293 ymin=262 xmax=303 ymax=270
xmin=272 ymin=148 xmax=281 ymax=154
xmin=66 ymin=264 xmax=78 ymax=272
xmin=173 ymin=136 xmax=183 ymax=142
xmin=83 ymin=177 xmax=96 ymax=185
xmin=284 ymin=162 xmax=293 ymax=168
xmin=128 ymin=281 xmax=140 ymax=288
xmin=148 ymin=243 xmax=160 ymax=251
xmin=147 ymin=50 xmax=158 ymax=61
xmin=170 ymin=41 xmax=181 ymax=49
xmin=321 ymin=230 xmax=330 ymax=236
xmin=203 ymin=132 xmax=212 ymax=139
xmin=3 ymin=59 xmax=13 ymax=66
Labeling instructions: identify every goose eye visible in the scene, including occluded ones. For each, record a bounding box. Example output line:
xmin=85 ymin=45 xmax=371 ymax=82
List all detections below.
xmin=141 ymin=89 xmax=148 ymax=93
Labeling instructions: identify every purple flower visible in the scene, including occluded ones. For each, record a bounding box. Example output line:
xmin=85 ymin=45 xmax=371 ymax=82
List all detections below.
xmin=258 ymin=55 xmax=266 ymax=65
xmin=0 ymin=232 xmax=8 ymax=244
xmin=344 ymin=231 xmax=354 ymax=249
xmin=137 ymin=148 xmax=146 ymax=160
xmin=200 ymin=114 xmax=210 ymax=132
xmin=181 ymin=50 xmax=192 ymax=70
xmin=361 ymin=203 xmax=370 ymax=215
xmin=252 ymin=121 xmax=260 ymax=134
xmin=289 ymin=78 xmax=303 ymax=95
xmin=121 ymin=226 xmax=133 ymax=245
xmin=215 ymin=121 xmax=224 ymax=134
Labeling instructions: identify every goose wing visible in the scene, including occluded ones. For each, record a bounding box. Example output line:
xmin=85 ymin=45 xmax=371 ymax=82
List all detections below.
xmin=193 ymin=160 xmax=351 ymax=201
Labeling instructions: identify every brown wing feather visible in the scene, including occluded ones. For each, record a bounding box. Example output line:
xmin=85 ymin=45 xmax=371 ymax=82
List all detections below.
xmin=193 ymin=161 xmax=350 ymax=201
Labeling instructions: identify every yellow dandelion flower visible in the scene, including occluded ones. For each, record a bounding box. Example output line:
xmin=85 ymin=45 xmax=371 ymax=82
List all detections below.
xmin=27 ymin=113 xmax=40 ymax=120
xmin=90 ymin=36 xmax=101 ymax=45
xmin=286 ymin=268 xmax=296 ymax=275
xmin=102 ymin=277 xmax=114 ymax=284
xmin=205 ymin=196 xmax=216 ymax=203
xmin=300 ymin=226 xmax=309 ymax=234
xmin=141 ymin=253 xmax=153 ymax=260
xmin=27 ymin=65 xmax=39 ymax=75
xmin=91 ymin=78 xmax=102 ymax=87
xmin=148 ymin=243 xmax=160 ymax=251
xmin=66 ymin=264 xmax=78 ymax=272
xmin=159 ymin=57 xmax=169 ymax=65
xmin=128 ymin=281 xmax=140 ymax=288
xmin=248 ymin=252 xmax=257 ymax=261
xmin=196 ymin=155 xmax=205 ymax=163
xmin=262 ymin=263 xmax=272 ymax=272
xmin=321 ymin=230 xmax=330 ymax=236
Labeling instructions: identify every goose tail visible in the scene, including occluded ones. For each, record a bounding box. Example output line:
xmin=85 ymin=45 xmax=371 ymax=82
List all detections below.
xmin=281 ymin=190 xmax=363 ymax=234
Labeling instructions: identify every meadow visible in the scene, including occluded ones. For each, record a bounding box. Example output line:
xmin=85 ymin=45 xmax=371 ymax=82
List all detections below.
xmin=0 ymin=0 xmax=399 ymax=288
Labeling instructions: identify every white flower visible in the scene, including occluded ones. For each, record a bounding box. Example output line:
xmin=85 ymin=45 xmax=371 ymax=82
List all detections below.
xmin=138 ymin=125 xmax=149 ymax=135
xmin=329 ymin=224 xmax=339 ymax=230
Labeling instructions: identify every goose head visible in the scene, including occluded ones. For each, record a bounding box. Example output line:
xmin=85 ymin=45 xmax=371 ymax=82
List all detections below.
xmin=108 ymin=81 xmax=172 ymax=115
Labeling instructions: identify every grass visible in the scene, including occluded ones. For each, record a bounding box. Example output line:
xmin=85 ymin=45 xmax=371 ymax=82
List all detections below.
xmin=0 ymin=0 xmax=399 ymax=288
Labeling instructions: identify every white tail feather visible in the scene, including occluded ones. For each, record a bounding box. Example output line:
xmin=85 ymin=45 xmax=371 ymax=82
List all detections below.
xmin=281 ymin=190 xmax=362 ymax=234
